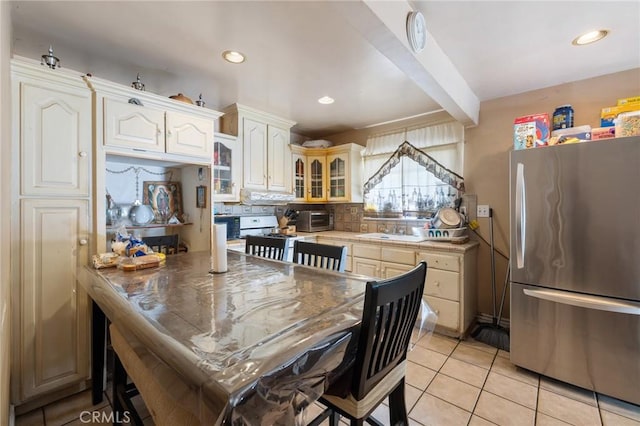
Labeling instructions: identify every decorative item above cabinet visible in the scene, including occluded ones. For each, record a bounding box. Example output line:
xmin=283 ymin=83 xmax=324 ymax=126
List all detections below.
xmin=85 ymin=76 xmax=223 ymax=164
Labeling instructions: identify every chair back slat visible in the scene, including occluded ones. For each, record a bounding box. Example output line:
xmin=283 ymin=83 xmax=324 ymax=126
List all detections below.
xmin=142 ymin=235 xmax=180 ymax=255
xmin=245 ymin=235 xmax=289 ymax=261
xmin=292 ymin=241 xmax=347 ymax=272
xmin=353 ymin=261 xmax=427 ymax=400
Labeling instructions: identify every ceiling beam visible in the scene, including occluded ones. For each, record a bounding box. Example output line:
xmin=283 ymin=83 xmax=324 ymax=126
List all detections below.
xmin=333 ymin=0 xmax=479 ymax=126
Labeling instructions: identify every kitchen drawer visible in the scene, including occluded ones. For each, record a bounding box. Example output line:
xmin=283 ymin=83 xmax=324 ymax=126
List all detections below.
xmin=425 ymin=269 xmax=459 ymax=301
xmin=353 ymin=244 xmax=381 ymax=260
xmin=381 ymin=247 xmax=415 ymax=265
xmin=417 ymin=252 xmax=460 ymax=272
xmin=424 ymin=296 xmax=459 ymax=331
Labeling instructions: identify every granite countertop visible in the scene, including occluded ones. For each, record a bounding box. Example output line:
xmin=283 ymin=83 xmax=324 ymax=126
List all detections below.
xmin=79 ymin=251 xmax=371 ymax=423
xmin=295 ymin=230 xmax=479 ymax=253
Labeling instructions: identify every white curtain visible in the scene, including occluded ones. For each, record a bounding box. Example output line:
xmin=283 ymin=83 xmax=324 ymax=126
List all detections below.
xmin=362 ymin=121 xmax=464 ymax=181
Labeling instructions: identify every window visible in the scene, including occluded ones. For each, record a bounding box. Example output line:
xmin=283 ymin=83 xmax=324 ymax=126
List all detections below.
xmin=362 ymin=121 xmax=464 ymax=218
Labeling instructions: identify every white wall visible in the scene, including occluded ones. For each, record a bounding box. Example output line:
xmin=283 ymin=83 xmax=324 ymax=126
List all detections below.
xmin=0 ymin=1 xmax=13 ymax=423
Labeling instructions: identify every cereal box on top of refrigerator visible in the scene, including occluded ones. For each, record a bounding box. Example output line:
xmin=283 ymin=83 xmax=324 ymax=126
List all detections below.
xmin=514 ymin=113 xmax=550 ymax=150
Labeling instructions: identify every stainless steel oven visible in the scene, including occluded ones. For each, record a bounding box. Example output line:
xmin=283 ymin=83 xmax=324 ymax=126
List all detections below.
xmin=296 ymin=210 xmax=333 ymax=232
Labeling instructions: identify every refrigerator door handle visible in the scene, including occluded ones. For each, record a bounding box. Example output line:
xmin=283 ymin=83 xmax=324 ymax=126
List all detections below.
xmin=515 ymin=163 xmax=526 ymax=269
xmin=523 ymin=288 xmax=640 ymax=315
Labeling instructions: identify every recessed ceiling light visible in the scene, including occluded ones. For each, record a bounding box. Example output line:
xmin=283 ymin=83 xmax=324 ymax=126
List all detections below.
xmin=318 ymin=96 xmax=334 ymax=105
xmin=222 ymin=50 xmax=245 ymax=64
xmin=572 ymin=30 xmax=609 ymax=46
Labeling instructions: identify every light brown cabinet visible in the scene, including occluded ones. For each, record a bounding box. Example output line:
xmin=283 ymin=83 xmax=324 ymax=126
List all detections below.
xmin=291 ymin=143 xmax=363 ymax=203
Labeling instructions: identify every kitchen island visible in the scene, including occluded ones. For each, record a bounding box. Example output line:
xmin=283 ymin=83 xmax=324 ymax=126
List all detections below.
xmin=79 ymin=251 xmax=375 ymax=424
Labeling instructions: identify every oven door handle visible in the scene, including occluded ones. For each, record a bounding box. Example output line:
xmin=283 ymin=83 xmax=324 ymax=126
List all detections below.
xmin=523 ymin=288 xmax=640 ymax=315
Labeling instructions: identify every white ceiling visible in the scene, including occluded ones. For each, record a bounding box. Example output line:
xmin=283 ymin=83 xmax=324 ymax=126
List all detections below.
xmin=9 ymin=1 xmax=640 ymax=138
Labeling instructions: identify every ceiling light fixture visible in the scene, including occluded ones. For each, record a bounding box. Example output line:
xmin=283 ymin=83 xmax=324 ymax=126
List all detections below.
xmin=318 ymin=96 xmax=334 ymax=105
xmin=572 ymin=30 xmax=609 ymax=46
xmin=222 ymin=50 xmax=246 ymax=64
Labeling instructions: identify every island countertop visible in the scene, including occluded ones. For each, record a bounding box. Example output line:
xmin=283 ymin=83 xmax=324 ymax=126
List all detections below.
xmin=79 ymin=250 xmax=373 ymax=424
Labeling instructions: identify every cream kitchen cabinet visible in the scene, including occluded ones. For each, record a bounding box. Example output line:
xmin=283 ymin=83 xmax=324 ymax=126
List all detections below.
xmin=352 ymin=243 xmax=415 ymax=279
xmin=327 ymin=144 xmax=363 ymax=202
xmin=87 ymin=76 xmax=222 ymax=164
xmin=290 ymin=143 xmax=363 ymax=203
xmin=416 ymin=249 xmax=478 ymax=337
xmin=15 ymin=62 xmax=91 ymax=197
xmin=336 ymin=233 xmax=478 ymax=338
xmin=17 ymin=199 xmax=91 ymax=401
xmin=212 ymin=132 xmax=242 ymax=202
xmin=221 ymin=103 xmax=296 ymax=193
xmin=11 ymin=58 xmax=92 ymax=406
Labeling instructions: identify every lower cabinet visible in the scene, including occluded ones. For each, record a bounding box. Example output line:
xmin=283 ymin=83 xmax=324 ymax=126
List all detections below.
xmin=347 ymin=239 xmax=477 ymax=337
xmin=15 ymin=199 xmax=91 ymax=402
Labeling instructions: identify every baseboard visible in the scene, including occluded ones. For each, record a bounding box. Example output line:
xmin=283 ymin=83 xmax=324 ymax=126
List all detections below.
xmin=9 ymin=404 xmax=14 ymax=426
xmin=475 ymin=313 xmax=510 ymax=329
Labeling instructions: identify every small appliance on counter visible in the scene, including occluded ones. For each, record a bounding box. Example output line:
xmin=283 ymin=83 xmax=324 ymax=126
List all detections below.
xmin=213 ymin=215 xmax=241 ymax=240
xmin=296 ymin=210 xmax=333 ymax=232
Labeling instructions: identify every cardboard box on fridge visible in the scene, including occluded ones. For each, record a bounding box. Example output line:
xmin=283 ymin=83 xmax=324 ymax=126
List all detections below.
xmin=617 ymin=96 xmax=640 ymax=106
xmin=513 ymin=113 xmax=550 ymax=150
xmin=601 ymin=103 xmax=640 ymax=127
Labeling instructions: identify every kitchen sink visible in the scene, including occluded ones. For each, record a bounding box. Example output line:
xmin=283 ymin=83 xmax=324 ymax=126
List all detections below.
xmin=356 ymin=233 xmax=426 ymax=243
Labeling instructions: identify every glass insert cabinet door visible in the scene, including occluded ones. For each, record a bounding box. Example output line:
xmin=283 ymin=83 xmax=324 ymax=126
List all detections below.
xmin=308 ymin=156 xmax=327 ymax=201
xmin=294 ymin=156 xmax=305 ymax=199
xmin=213 ymin=141 xmax=233 ymax=195
xmin=329 ymin=156 xmax=346 ymax=198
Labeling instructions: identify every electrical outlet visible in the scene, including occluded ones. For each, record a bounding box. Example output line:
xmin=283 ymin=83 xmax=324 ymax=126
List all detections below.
xmin=350 ymin=207 xmax=358 ymax=215
xmin=477 ymin=204 xmax=490 ymax=218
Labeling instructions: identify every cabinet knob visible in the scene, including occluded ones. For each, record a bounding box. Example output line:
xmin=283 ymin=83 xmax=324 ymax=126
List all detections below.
xmin=78 ymin=151 xmax=87 ymax=157
xmin=79 ymin=239 xmax=88 ymax=246
xmin=157 ymin=128 xmax=162 ymax=135
xmin=167 ymin=129 xmax=172 ymax=136
xmin=434 ymin=309 xmax=440 ymax=315
xmin=435 ymin=281 xmax=440 ymax=287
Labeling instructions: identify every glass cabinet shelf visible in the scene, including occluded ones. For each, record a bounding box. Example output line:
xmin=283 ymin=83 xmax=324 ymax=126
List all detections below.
xmin=106 ymin=222 xmax=193 ymax=231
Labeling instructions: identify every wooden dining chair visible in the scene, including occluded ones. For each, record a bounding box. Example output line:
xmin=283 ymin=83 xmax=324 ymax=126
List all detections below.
xmin=142 ymin=234 xmax=180 ymax=255
xmin=310 ymin=261 xmax=427 ymax=426
xmin=292 ymin=240 xmax=347 ymax=272
xmin=245 ymin=235 xmax=289 ymax=261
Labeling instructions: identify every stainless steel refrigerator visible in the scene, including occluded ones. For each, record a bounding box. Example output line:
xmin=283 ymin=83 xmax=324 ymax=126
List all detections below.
xmin=509 ymin=136 xmax=640 ymax=405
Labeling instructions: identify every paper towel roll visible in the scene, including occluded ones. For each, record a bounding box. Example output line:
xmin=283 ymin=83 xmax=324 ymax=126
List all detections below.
xmin=211 ymin=223 xmax=228 ymax=273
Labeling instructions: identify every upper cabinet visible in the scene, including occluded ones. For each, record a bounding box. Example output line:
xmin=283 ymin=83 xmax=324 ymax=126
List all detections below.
xmin=290 ymin=143 xmax=364 ymax=203
xmin=86 ymin=76 xmax=222 ymax=165
xmin=13 ymin=61 xmax=91 ymax=197
xmin=221 ymin=103 xmax=296 ymax=193
xmin=213 ymin=132 xmax=242 ymax=202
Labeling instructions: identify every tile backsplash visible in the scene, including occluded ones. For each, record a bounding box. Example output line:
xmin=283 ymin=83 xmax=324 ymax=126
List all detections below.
xmin=214 ymin=202 xmax=428 ymax=235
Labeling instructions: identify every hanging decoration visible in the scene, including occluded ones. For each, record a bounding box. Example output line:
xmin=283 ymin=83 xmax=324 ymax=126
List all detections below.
xmin=363 ymin=141 xmax=465 ymax=196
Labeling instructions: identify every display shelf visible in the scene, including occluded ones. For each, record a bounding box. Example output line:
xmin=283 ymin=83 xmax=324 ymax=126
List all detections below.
xmin=106 ymin=222 xmax=193 ymax=231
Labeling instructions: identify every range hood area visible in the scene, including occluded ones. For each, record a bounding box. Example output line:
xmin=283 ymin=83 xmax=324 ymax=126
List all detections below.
xmin=239 ymin=188 xmax=294 ymax=205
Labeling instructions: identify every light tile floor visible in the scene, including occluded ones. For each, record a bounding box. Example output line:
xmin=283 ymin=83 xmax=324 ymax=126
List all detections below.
xmin=16 ymin=333 xmax=640 ymax=426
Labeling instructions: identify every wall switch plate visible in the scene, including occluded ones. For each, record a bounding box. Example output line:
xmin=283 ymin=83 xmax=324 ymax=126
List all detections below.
xmin=477 ymin=204 xmax=490 ymax=218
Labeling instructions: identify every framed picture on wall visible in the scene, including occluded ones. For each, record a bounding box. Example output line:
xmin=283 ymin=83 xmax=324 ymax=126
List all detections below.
xmin=143 ymin=181 xmax=183 ymax=220
xmin=196 ymin=185 xmax=207 ymax=208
